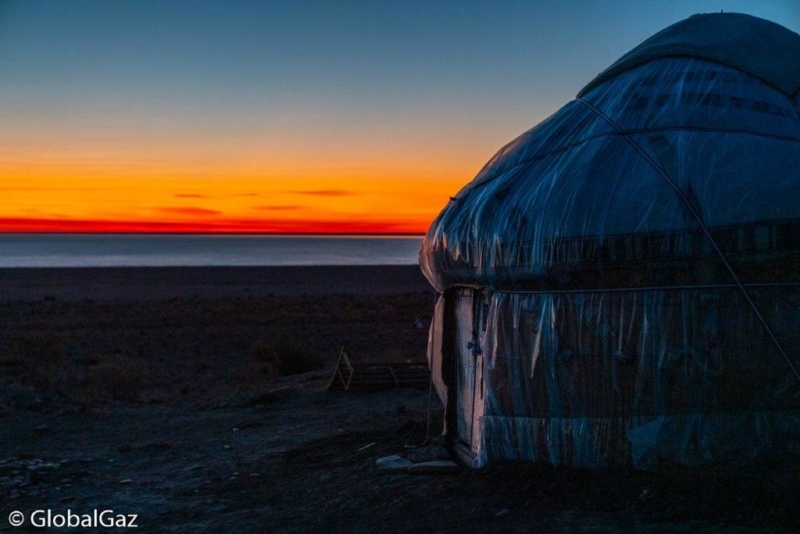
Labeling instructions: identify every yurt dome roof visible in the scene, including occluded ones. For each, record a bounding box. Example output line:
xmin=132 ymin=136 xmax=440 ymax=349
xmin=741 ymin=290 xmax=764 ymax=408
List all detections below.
xmin=419 ymin=13 xmax=800 ymax=294
xmin=580 ymin=13 xmax=800 ymax=98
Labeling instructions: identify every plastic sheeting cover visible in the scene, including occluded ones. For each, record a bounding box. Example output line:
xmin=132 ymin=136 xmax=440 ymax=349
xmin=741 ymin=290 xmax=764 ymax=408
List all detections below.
xmin=420 ymin=19 xmax=800 ymax=470
xmin=579 ymin=13 xmax=800 ymax=98
xmin=420 ymin=58 xmax=800 ymax=292
xmin=476 ymin=288 xmax=800 ymax=469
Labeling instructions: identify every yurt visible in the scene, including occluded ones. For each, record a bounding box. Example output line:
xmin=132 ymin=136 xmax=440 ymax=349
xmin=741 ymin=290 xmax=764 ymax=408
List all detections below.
xmin=419 ymin=13 xmax=800 ymax=471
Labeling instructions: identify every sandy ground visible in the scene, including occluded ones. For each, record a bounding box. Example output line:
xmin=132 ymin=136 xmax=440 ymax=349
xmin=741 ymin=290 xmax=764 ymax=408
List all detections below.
xmin=0 ymin=266 xmax=432 ymax=302
xmin=1 ymin=266 xmax=798 ymax=532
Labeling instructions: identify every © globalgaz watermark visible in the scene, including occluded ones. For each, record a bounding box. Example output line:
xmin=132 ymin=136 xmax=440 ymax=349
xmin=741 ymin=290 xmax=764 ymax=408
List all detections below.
xmin=8 ymin=509 xmax=138 ymax=528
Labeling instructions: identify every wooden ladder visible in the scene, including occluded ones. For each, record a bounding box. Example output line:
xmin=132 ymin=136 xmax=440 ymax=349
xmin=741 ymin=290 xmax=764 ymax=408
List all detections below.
xmin=326 ymin=346 xmax=430 ymax=392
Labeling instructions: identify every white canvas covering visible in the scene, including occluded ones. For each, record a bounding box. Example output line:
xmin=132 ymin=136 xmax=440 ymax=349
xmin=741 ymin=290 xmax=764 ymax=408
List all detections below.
xmin=420 ymin=13 xmax=800 ymax=470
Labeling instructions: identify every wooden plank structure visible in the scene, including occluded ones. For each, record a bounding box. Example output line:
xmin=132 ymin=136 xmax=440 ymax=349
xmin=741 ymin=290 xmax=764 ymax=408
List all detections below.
xmin=326 ymin=347 xmax=431 ymax=392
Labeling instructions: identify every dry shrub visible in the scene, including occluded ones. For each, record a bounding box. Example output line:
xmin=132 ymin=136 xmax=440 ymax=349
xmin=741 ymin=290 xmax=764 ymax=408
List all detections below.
xmin=86 ymin=357 xmax=148 ymax=403
xmin=254 ymin=334 xmax=324 ymax=377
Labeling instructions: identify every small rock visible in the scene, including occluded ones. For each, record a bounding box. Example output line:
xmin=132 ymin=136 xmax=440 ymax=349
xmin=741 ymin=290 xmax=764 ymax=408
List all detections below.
xmin=407 ymin=460 xmax=460 ymax=474
xmin=376 ymin=455 xmax=413 ymax=473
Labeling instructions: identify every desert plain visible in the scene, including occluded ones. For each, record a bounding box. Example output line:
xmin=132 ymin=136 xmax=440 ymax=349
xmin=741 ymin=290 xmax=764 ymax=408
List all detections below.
xmin=0 ymin=266 xmax=798 ymax=532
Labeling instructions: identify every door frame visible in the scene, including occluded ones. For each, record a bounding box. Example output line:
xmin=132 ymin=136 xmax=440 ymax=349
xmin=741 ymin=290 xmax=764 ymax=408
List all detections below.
xmin=443 ymin=287 xmax=485 ymax=464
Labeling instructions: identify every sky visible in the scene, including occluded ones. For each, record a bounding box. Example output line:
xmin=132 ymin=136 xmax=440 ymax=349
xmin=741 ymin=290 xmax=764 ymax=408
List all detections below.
xmin=1 ymin=0 xmax=799 ymax=234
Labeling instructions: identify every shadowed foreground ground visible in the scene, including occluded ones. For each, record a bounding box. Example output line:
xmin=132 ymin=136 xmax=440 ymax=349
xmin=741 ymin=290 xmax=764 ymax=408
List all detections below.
xmin=0 ymin=266 xmax=798 ymax=532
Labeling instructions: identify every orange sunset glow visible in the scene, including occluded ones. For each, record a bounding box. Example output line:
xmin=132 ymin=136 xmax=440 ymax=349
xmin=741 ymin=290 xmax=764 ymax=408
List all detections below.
xmin=1 ymin=117 xmax=485 ymax=234
xmin=1 ymin=162 xmax=473 ymax=234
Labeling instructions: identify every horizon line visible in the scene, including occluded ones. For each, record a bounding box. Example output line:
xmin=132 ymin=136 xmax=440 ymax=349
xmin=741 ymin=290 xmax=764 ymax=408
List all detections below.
xmin=0 ymin=231 xmax=426 ymax=237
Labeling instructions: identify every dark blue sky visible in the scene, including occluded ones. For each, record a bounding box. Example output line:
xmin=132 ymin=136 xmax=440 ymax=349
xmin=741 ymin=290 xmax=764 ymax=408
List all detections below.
xmin=4 ymin=1 xmax=798 ymax=136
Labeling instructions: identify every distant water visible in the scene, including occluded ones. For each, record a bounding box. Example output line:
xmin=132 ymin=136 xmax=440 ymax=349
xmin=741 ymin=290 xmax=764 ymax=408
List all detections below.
xmin=0 ymin=234 xmax=424 ymax=267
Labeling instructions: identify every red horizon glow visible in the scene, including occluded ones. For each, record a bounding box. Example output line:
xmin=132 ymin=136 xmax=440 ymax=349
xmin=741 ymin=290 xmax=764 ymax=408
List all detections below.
xmin=0 ymin=171 xmax=468 ymax=236
xmin=0 ymin=217 xmax=427 ymax=235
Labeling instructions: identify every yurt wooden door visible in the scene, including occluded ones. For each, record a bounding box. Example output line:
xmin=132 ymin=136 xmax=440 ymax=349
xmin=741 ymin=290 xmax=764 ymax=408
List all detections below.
xmin=453 ymin=288 xmax=484 ymax=455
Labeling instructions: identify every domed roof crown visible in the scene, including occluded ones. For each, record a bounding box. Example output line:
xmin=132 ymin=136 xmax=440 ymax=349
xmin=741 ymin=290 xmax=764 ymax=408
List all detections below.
xmin=579 ymin=13 xmax=800 ymax=98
